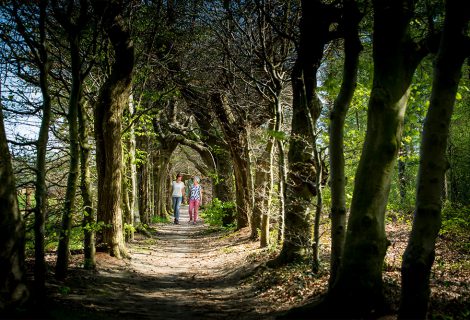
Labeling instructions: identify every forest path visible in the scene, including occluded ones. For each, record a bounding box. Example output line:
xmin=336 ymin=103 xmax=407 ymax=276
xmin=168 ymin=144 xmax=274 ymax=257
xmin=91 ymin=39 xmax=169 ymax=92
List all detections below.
xmin=48 ymin=205 xmax=275 ymax=320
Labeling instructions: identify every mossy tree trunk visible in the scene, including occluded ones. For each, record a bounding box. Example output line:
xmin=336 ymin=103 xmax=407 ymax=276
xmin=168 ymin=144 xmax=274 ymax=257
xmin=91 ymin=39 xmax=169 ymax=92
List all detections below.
xmin=78 ymin=100 xmax=95 ymax=270
xmin=271 ymin=0 xmax=333 ymax=265
xmin=252 ymin=123 xmax=275 ymax=241
xmin=136 ymin=135 xmax=150 ymax=224
xmin=93 ymin=0 xmax=134 ymax=259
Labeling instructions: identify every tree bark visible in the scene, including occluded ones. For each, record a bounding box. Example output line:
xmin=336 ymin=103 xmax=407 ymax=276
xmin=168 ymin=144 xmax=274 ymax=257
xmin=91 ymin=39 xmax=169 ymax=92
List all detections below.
xmin=252 ymin=123 xmax=275 ymax=241
xmin=311 ymin=144 xmax=323 ymax=273
xmin=93 ymin=0 xmax=134 ymax=258
xmin=78 ymin=100 xmax=96 ymax=270
xmin=255 ymin=98 xmax=283 ymax=246
xmin=154 ymin=147 xmax=177 ymax=218
xmin=33 ymin=0 xmax=51 ymax=295
xmin=128 ymin=95 xmax=140 ymax=225
xmin=0 ymin=103 xmax=29 ymax=311
xmin=121 ymin=152 xmax=133 ymax=241
xmin=215 ymin=151 xmax=236 ymax=225
xmin=55 ymin=13 xmax=83 ymax=279
xmin=398 ymin=149 xmax=407 ymax=203
xmin=211 ymin=92 xmax=252 ymax=229
xmin=399 ymin=2 xmax=470 ymax=318
xmin=276 ymin=139 xmax=287 ymax=243
xmin=325 ymin=0 xmax=426 ymax=317
xmin=137 ymin=136 xmax=149 ymax=224
xmin=270 ymin=0 xmax=330 ymax=265
xmin=328 ymin=0 xmax=362 ymax=286
xmin=250 ymin=121 xmax=274 ymax=239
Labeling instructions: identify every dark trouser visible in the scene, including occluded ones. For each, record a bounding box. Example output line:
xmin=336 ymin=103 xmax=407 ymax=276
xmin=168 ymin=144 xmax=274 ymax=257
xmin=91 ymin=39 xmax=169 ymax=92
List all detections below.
xmin=172 ymin=196 xmax=182 ymax=221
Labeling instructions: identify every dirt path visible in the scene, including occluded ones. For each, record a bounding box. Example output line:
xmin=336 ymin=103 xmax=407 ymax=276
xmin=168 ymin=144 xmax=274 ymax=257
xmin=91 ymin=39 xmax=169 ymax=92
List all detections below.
xmin=47 ymin=205 xmax=277 ymax=320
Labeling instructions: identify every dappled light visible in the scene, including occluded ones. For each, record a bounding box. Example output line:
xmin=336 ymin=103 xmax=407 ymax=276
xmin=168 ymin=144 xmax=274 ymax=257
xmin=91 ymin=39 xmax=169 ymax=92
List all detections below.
xmin=1 ymin=1 xmax=469 ymax=319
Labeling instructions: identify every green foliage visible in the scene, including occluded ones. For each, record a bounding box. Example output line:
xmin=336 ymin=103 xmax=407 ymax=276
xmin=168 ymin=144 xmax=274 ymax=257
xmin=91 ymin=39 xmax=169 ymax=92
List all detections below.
xmin=200 ymin=198 xmax=236 ymax=228
xmin=152 ymin=215 xmax=169 ymax=223
xmin=58 ymin=286 xmax=71 ymax=295
xmin=448 ymin=79 xmax=470 ymax=205
xmin=124 ymin=223 xmax=136 ymax=238
xmin=207 ymin=171 xmax=223 ymax=186
xmin=266 ymin=129 xmax=288 ymax=141
xmin=83 ymin=220 xmax=107 ymax=233
xmin=134 ymin=149 xmax=149 ymax=168
xmin=441 ymin=201 xmax=470 ymax=240
xmin=267 ymin=228 xmax=280 ymax=254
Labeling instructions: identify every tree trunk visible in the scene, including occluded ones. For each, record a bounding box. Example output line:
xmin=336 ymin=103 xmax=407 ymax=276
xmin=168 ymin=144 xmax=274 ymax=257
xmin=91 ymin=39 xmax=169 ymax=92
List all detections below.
xmin=328 ymin=0 xmax=362 ymax=286
xmin=399 ymin=2 xmax=470 ymax=318
xmin=78 ymin=100 xmax=95 ymax=270
xmin=398 ymin=148 xmax=407 ymax=203
xmin=56 ymin=30 xmax=81 ymax=280
xmin=260 ymin=140 xmax=275 ymax=248
xmin=270 ymin=0 xmax=330 ymax=265
xmin=312 ymin=144 xmax=323 ymax=273
xmin=211 ymin=93 xmax=252 ymax=229
xmin=258 ymin=98 xmax=282 ymax=246
xmin=231 ymin=139 xmax=252 ymax=229
xmin=150 ymin=150 xmax=157 ymax=219
xmin=154 ymin=148 xmax=176 ymax=218
xmin=215 ymin=151 xmax=236 ymax=226
xmin=121 ymin=153 xmax=133 ymax=241
xmin=324 ymin=0 xmax=425 ymax=317
xmin=128 ymin=95 xmax=140 ymax=225
xmin=252 ymin=121 xmax=275 ymax=240
xmin=93 ymin=0 xmax=134 ymax=258
xmin=0 ymin=104 xmax=29 ymax=311
xmin=277 ymin=139 xmax=287 ymax=243
xmin=33 ymin=0 xmax=51 ymax=295
xmin=272 ymin=60 xmax=317 ymax=265
xmin=137 ymin=148 xmax=149 ymax=225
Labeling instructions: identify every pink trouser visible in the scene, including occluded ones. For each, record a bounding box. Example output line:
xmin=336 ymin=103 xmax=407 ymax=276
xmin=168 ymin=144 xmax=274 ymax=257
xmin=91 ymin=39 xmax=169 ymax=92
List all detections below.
xmin=188 ymin=199 xmax=200 ymax=221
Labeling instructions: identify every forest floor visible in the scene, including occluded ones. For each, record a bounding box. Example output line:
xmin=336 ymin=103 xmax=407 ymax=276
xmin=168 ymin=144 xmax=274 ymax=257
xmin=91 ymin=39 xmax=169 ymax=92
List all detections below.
xmin=13 ymin=205 xmax=470 ymax=320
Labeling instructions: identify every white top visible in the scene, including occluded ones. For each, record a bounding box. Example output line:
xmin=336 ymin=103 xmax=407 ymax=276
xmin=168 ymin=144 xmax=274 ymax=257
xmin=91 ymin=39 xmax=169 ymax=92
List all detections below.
xmin=172 ymin=181 xmax=185 ymax=197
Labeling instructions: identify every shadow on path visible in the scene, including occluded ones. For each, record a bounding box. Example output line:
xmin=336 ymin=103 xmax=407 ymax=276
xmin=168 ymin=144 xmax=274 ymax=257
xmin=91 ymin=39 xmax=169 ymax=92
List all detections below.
xmin=41 ymin=205 xmax=275 ymax=320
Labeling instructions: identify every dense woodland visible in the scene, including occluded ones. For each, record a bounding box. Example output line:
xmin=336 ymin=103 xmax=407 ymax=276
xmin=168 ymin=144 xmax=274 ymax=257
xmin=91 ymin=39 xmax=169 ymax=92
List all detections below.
xmin=1 ymin=0 xmax=469 ymax=319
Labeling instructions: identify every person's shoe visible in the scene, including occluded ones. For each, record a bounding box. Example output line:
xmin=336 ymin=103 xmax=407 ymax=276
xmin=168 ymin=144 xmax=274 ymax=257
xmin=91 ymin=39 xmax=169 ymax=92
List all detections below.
xmin=174 ymin=219 xmax=179 ymax=225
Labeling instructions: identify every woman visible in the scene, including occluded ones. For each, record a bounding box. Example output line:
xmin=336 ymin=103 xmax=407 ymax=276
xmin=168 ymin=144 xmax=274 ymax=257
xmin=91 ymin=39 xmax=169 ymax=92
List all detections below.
xmin=171 ymin=173 xmax=185 ymax=224
xmin=188 ymin=176 xmax=202 ymax=225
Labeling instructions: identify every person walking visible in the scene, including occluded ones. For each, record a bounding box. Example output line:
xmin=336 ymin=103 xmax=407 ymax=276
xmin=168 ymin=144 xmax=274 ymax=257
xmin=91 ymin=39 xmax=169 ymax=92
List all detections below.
xmin=188 ymin=176 xmax=202 ymax=225
xmin=171 ymin=173 xmax=185 ymax=224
